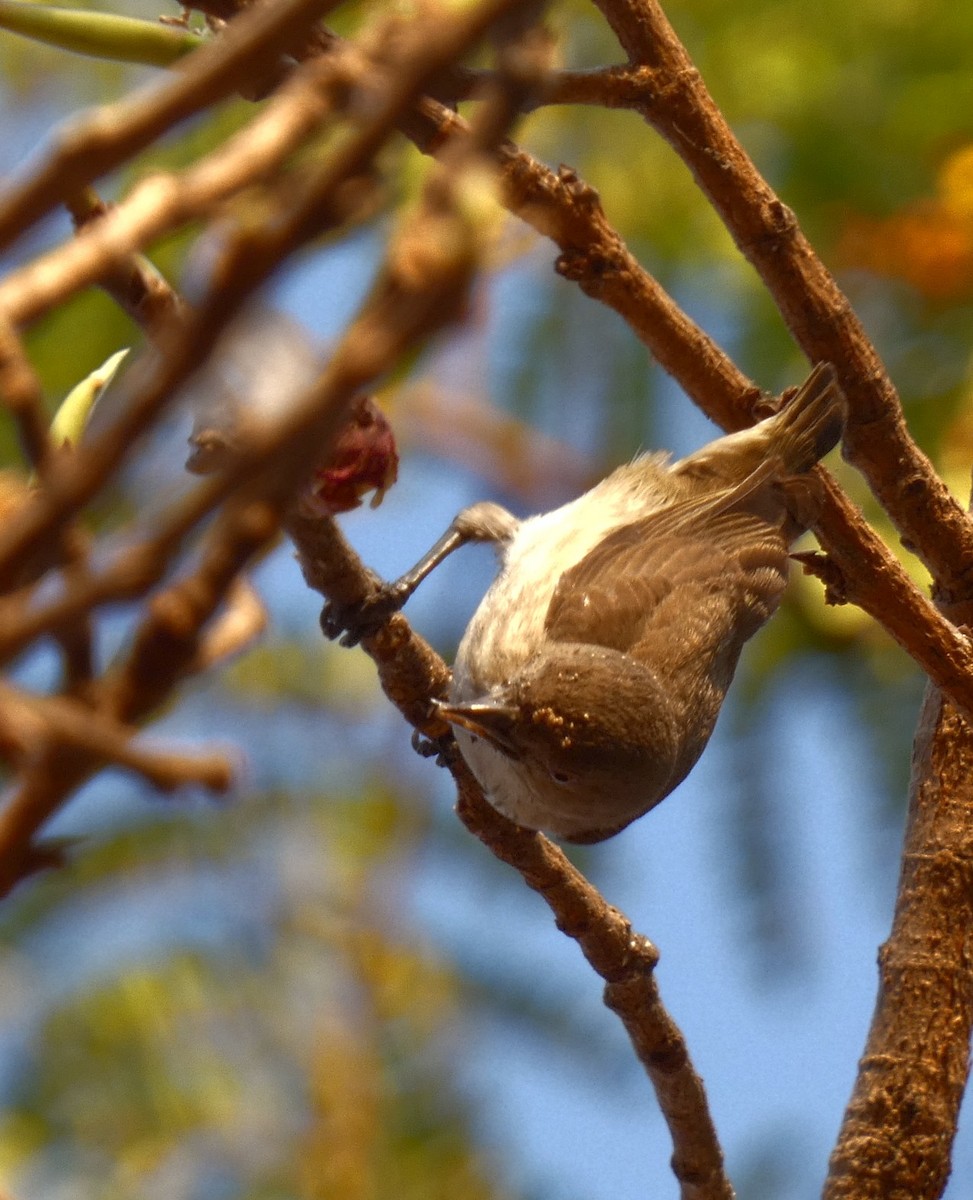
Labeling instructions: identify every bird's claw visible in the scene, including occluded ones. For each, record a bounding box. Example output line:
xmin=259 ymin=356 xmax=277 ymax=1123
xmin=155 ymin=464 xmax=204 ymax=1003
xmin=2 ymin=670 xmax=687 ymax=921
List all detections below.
xmin=320 ymin=580 xmax=412 ymax=647
xmin=411 ymin=727 xmax=456 ymax=767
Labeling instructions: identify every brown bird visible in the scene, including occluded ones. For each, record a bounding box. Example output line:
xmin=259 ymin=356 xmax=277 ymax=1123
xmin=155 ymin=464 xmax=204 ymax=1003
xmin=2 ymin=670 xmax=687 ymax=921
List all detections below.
xmin=327 ymin=363 xmax=845 ymax=843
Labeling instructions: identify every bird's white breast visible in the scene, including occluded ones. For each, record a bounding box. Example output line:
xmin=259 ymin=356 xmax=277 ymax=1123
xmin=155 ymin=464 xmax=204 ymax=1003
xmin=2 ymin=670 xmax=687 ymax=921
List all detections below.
xmin=451 ymin=461 xmax=671 ymax=699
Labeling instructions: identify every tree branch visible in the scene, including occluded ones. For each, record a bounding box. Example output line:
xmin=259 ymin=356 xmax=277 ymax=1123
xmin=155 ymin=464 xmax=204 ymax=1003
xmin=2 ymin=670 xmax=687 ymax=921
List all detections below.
xmin=283 ymin=32 xmax=735 ymax=1191
xmin=0 ymin=0 xmax=537 ymax=893
xmin=391 ymin=98 xmax=973 ymax=726
xmin=824 ymin=680 xmax=973 ymax=1199
xmin=586 ymin=0 xmax=973 ymax=606
xmin=288 ymin=509 xmax=733 ymax=1200
xmin=0 ymin=0 xmax=344 ymax=250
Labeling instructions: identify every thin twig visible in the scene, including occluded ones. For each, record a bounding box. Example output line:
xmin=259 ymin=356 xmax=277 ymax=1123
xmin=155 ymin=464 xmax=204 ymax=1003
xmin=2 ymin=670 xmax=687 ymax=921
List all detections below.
xmin=288 ymin=509 xmax=733 ymax=1200
xmin=286 ymin=23 xmax=734 ymax=1192
xmin=0 ymin=681 xmax=232 ymax=793
xmin=0 ymin=0 xmax=345 ymax=250
xmin=453 ymin=765 xmax=733 ymax=1200
xmin=65 ymin=187 xmax=186 ymax=339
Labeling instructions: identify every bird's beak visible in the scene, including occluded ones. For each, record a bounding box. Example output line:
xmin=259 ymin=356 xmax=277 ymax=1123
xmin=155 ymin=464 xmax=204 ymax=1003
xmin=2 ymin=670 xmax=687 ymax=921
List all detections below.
xmin=434 ymin=699 xmax=520 ymax=757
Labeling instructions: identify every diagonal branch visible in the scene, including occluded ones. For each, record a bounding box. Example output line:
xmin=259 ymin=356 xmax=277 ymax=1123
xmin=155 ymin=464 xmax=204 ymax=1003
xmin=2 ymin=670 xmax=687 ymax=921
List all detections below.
xmin=392 ymin=98 xmax=973 ymax=724
xmin=0 ymin=0 xmax=538 ymax=892
xmin=288 ymin=508 xmax=734 ymax=1200
xmin=586 ymin=0 xmax=973 ymax=605
xmin=283 ymin=32 xmax=735 ymax=1193
xmin=0 ymin=0 xmax=345 ymax=250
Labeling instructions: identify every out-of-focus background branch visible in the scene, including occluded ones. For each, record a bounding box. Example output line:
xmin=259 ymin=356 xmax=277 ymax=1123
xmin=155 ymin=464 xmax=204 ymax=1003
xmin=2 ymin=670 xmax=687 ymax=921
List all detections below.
xmin=1 ymin=1 xmax=973 ymax=1198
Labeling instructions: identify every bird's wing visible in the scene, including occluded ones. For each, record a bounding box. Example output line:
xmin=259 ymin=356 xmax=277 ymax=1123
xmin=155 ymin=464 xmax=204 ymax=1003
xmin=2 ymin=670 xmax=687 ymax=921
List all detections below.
xmin=544 ymin=496 xmax=788 ymax=659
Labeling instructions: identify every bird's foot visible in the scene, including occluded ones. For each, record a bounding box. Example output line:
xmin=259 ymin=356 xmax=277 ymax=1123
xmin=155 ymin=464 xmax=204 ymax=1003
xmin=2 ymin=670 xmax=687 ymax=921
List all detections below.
xmin=411 ymin=726 xmax=456 ymax=767
xmin=320 ymin=579 xmax=412 ymax=647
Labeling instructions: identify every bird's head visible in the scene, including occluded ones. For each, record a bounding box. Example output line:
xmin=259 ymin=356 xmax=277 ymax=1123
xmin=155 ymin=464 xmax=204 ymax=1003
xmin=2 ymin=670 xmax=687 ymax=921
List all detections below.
xmin=439 ymin=643 xmax=679 ymax=842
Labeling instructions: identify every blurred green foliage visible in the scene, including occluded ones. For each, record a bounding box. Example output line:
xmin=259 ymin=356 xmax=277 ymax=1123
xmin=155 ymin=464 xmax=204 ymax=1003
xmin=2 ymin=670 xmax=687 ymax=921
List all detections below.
xmin=0 ymin=787 xmax=508 ymax=1198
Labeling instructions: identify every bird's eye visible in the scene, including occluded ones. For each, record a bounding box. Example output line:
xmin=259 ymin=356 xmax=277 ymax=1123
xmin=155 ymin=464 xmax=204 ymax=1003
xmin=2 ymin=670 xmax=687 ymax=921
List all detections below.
xmin=549 ymin=768 xmax=575 ymax=786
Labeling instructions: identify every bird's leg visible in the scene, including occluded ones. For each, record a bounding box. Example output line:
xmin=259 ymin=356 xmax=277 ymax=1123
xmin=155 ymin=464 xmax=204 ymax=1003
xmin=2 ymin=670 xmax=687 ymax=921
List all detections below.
xmin=321 ymin=501 xmax=518 ymax=646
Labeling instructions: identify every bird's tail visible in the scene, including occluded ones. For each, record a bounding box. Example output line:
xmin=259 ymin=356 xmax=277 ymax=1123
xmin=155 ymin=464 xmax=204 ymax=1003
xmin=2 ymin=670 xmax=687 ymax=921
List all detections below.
xmin=673 ymin=363 xmax=845 ymax=489
xmin=770 ymin=362 xmax=845 ymax=475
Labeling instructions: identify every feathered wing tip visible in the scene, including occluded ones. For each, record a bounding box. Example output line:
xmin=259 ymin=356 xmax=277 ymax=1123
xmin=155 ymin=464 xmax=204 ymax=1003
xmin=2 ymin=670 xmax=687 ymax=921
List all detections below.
xmin=773 ymin=362 xmax=846 ymax=474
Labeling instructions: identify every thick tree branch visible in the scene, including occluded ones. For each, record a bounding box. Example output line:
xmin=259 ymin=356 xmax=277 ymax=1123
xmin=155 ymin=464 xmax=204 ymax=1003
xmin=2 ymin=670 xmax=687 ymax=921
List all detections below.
xmin=565 ymin=3 xmax=973 ymax=1194
xmin=825 ymin=682 xmax=973 ymax=1200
